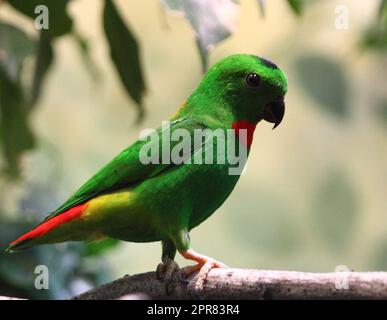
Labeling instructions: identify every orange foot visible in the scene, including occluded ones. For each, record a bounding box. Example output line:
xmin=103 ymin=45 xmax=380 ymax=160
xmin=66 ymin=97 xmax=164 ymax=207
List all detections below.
xmin=179 ymin=249 xmax=228 ymax=292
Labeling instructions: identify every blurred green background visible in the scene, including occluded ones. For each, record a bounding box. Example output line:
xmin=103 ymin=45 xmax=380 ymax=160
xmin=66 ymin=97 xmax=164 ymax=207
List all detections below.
xmin=0 ymin=0 xmax=386 ymax=299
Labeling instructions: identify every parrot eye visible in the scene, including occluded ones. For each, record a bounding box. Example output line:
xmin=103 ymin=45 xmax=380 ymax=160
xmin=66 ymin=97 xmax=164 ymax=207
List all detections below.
xmin=245 ymin=73 xmax=261 ymax=88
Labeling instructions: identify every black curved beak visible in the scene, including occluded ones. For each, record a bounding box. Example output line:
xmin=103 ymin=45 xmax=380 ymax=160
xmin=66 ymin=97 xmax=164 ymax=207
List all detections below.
xmin=263 ymin=96 xmax=285 ymax=129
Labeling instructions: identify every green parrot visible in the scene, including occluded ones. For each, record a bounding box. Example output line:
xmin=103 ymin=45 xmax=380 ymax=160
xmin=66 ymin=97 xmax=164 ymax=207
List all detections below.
xmin=6 ymin=54 xmax=287 ymax=286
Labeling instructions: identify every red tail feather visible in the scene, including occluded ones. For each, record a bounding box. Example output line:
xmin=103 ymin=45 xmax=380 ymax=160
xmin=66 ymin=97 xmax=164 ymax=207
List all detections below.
xmin=8 ymin=204 xmax=86 ymax=248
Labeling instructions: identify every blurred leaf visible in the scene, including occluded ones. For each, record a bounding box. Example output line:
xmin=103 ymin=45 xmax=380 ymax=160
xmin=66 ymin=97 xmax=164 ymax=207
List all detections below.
xmin=103 ymin=0 xmax=146 ymax=120
xmin=378 ymin=0 xmax=387 ymax=24
xmin=7 ymin=1 xmax=73 ymax=107
xmin=0 ymin=23 xmax=35 ymax=177
xmin=361 ymin=0 xmax=387 ymax=51
xmin=362 ymin=28 xmax=387 ymax=50
xmin=161 ymin=0 xmax=240 ymax=71
xmin=72 ymin=31 xmax=101 ymax=82
xmin=85 ymin=238 xmax=119 ymax=256
xmin=8 ymin=0 xmax=73 ymax=38
xmin=30 ymin=31 xmax=54 ymax=107
xmin=256 ymin=0 xmax=265 ymax=17
xmin=287 ymin=0 xmax=304 ymax=15
xmin=312 ymin=169 xmax=359 ymax=251
xmin=0 ymin=68 xmax=35 ymax=177
xmin=295 ymin=54 xmax=349 ymax=119
xmin=0 ymin=22 xmax=35 ymax=81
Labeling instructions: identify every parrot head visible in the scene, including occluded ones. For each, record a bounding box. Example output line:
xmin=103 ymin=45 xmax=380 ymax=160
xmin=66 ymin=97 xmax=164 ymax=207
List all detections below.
xmin=190 ymin=54 xmax=288 ymax=129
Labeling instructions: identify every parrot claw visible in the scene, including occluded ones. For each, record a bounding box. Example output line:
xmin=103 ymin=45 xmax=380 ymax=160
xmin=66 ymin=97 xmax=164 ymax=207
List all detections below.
xmin=156 ymin=257 xmax=179 ymax=281
xmin=156 ymin=257 xmax=180 ymax=295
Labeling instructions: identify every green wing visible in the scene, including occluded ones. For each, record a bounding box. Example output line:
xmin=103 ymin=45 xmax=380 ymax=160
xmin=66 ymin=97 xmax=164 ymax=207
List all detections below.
xmin=44 ymin=117 xmax=207 ymax=220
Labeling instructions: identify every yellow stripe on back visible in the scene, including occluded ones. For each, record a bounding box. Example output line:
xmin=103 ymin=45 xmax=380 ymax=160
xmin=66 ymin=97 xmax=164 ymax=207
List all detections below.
xmin=82 ymin=190 xmax=135 ymax=221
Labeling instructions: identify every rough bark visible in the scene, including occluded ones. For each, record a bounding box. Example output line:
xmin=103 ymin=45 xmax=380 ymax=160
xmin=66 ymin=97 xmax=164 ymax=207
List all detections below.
xmin=72 ymin=269 xmax=387 ymax=300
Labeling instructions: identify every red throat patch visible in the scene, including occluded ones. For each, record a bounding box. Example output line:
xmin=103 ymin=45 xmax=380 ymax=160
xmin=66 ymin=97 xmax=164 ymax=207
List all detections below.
xmin=232 ymin=120 xmax=257 ymax=149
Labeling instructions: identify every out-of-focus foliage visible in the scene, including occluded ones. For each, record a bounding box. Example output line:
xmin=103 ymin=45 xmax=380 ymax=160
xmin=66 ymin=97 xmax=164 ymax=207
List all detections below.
xmin=1 ymin=0 xmax=381 ymax=177
xmin=0 ymin=23 xmax=35 ymax=177
xmin=257 ymin=0 xmax=305 ymax=17
xmin=287 ymin=0 xmax=304 ymax=15
xmin=161 ymin=0 xmax=240 ymax=71
xmin=256 ymin=0 xmax=265 ymax=16
xmin=362 ymin=0 xmax=387 ymax=51
xmin=0 ymin=0 xmax=386 ymax=300
xmin=8 ymin=0 xmax=73 ymax=37
xmin=7 ymin=1 xmax=72 ymax=109
xmin=0 ymin=22 xmax=35 ymax=80
xmin=0 ymin=221 xmax=111 ymax=299
xmin=295 ymin=54 xmax=349 ymax=120
xmin=0 ymin=68 xmax=35 ymax=177
xmin=30 ymin=31 xmax=53 ymax=108
xmin=103 ymin=0 xmax=146 ymax=120
xmin=0 ymin=170 xmax=113 ymax=299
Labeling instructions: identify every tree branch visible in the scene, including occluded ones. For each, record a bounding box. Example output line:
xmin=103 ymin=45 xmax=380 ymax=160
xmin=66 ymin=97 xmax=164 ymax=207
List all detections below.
xmin=72 ymin=269 xmax=387 ymax=300
xmin=0 ymin=296 xmax=25 ymax=300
